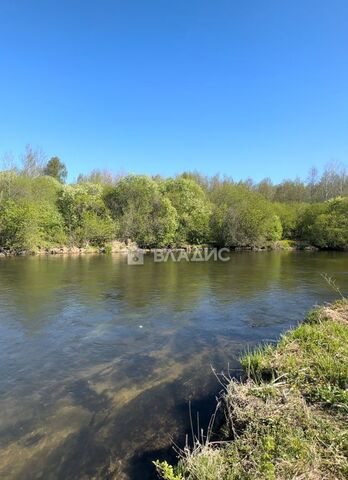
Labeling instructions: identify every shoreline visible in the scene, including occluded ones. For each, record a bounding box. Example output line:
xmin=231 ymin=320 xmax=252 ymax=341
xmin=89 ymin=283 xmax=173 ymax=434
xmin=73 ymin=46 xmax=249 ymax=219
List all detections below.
xmin=0 ymin=240 xmax=326 ymax=257
xmin=155 ymin=300 xmax=348 ymax=479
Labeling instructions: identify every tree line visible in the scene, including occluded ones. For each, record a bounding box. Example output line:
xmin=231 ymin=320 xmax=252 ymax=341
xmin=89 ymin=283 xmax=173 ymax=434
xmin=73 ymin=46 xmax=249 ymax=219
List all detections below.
xmin=0 ymin=145 xmax=347 ymax=252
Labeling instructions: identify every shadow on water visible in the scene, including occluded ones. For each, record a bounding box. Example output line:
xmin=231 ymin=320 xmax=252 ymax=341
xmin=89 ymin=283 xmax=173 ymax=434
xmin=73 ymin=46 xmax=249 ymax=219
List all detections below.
xmin=115 ymin=387 xmax=221 ymax=480
xmin=12 ymin=375 xmax=222 ymax=480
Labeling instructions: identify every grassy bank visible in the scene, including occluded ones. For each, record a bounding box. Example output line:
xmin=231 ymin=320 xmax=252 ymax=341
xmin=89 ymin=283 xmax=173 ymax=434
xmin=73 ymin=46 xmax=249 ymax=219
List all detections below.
xmin=155 ymin=300 xmax=348 ymax=480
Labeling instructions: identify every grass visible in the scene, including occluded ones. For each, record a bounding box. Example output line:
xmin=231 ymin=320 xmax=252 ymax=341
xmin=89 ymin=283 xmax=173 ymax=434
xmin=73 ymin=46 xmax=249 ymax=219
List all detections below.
xmin=155 ymin=300 xmax=348 ymax=480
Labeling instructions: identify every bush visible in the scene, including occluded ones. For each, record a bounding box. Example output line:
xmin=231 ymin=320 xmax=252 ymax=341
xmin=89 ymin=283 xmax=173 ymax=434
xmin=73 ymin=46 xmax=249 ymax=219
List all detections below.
xmin=104 ymin=175 xmax=178 ymax=247
xmin=297 ymin=197 xmax=348 ymax=248
xmin=273 ymin=202 xmax=306 ymax=239
xmin=210 ymin=184 xmax=282 ymax=247
xmin=0 ymin=169 xmax=347 ymax=251
xmin=73 ymin=211 xmax=115 ymax=247
xmin=57 ymin=183 xmax=116 ymax=246
xmin=164 ymin=178 xmax=212 ymax=245
xmin=0 ymin=200 xmax=66 ymax=252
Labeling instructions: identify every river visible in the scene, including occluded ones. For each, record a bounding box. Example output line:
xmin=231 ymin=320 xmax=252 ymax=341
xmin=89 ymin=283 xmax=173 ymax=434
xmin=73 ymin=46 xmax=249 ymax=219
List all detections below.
xmin=0 ymin=251 xmax=347 ymax=479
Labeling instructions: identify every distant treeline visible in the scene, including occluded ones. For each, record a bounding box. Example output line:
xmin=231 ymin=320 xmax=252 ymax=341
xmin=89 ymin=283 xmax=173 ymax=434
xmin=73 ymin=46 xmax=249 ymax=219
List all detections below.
xmin=0 ymin=145 xmax=347 ymax=252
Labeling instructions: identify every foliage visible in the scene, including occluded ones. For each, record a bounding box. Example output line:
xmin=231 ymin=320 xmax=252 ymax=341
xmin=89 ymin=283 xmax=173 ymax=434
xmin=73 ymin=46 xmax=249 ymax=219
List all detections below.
xmin=0 ymin=199 xmax=66 ymax=252
xmin=36 ymin=202 xmax=67 ymax=247
xmin=77 ymin=168 xmax=117 ymax=185
xmin=0 ymin=200 xmax=40 ymax=251
xmin=0 ymin=160 xmax=347 ymax=251
xmin=255 ymin=177 xmax=275 ymax=201
xmin=256 ymin=162 xmax=348 ymax=204
xmin=104 ymin=175 xmax=178 ymax=247
xmin=210 ymin=184 xmax=282 ymax=246
xmin=272 ymin=202 xmax=305 ymax=239
xmin=297 ymin=197 xmax=348 ymax=248
xmin=164 ymin=177 xmax=211 ymax=245
xmin=43 ymin=157 xmax=68 ymax=183
xmin=57 ymin=183 xmax=116 ymax=246
xmin=273 ymin=178 xmax=309 ymax=203
xmin=73 ymin=211 xmax=115 ymax=246
xmin=153 ymin=461 xmax=184 ymax=480
xmin=0 ymin=172 xmax=61 ymax=203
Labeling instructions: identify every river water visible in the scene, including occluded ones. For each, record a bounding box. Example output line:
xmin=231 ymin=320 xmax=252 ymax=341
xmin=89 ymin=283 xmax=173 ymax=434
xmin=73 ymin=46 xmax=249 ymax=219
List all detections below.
xmin=0 ymin=251 xmax=347 ymax=479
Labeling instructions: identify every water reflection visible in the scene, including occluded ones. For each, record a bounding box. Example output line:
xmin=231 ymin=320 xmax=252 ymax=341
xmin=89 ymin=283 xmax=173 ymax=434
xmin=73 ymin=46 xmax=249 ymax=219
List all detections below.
xmin=0 ymin=252 xmax=347 ymax=479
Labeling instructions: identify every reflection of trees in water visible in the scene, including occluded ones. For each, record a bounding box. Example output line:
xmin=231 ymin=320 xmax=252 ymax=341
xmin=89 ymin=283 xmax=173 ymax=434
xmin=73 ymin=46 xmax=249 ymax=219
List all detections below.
xmin=0 ymin=252 xmax=347 ymax=331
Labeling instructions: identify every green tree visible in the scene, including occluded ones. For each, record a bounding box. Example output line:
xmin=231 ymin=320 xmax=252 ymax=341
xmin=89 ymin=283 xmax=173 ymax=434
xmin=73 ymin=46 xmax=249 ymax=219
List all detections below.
xmin=36 ymin=202 xmax=67 ymax=247
xmin=210 ymin=184 xmax=282 ymax=247
xmin=273 ymin=202 xmax=306 ymax=239
xmin=0 ymin=200 xmax=66 ymax=252
xmin=0 ymin=171 xmax=62 ymax=203
xmin=44 ymin=157 xmax=68 ymax=183
xmin=297 ymin=198 xmax=348 ymax=248
xmin=274 ymin=178 xmax=308 ymax=203
xmin=164 ymin=177 xmax=211 ymax=245
xmin=57 ymin=183 xmax=116 ymax=246
xmin=104 ymin=175 xmax=178 ymax=247
xmin=0 ymin=200 xmax=40 ymax=251
xmin=256 ymin=177 xmax=275 ymax=201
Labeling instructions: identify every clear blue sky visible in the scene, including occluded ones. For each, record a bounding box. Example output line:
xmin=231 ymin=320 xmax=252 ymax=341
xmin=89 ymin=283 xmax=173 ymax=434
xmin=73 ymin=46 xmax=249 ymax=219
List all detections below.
xmin=1 ymin=1 xmax=347 ymax=182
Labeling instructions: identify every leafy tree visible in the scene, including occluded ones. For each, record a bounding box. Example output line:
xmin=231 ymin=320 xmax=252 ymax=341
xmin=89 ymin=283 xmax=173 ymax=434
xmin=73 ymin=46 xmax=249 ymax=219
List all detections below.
xmin=0 ymin=171 xmax=21 ymax=202
xmin=0 ymin=171 xmax=62 ymax=204
xmin=44 ymin=157 xmax=68 ymax=183
xmin=164 ymin=177 xmax=211 ymax=245
xmin=36 ymin=202 xmax=67 ymax=246
xmin=273 ymin=202 xmax=306 ymax=239
xmin=104 ymin=175 xmax=178 ymax=247
xmin=298 ymin=198 xmax=348 ymax=248
xmin=0 ymin=200 xmax=40 ymax=251
xmin=0 ymin=154 xmax=347 ymax=252
xmin=255 ymin=177 xmax=275 ymax=201
xmin=274 ymin=178 xmax=308 ymax=203
xmin=31 ymin=176 xmax=63 ymax=203
xmin=295 ymin=203 xmax=325 ymax=241
xmin=0 ymin=200 xmax=66 ymax=252
xmin=210 ymin=184 xmax=282 ymax=247
xmin=180 ymin=171 xmax=210 ymax=191
xmin=57 ymin=183 xmax=116 ymax=246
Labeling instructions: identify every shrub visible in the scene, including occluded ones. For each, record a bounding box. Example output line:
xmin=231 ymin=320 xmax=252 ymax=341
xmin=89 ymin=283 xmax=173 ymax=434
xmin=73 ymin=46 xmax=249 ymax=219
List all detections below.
xmin=104 ymin=175 xmax=178 ymax=247
xmin=297 ymin=197 xmax=348 ymax=248
xmin=0 ymin=200 xmax=66 ymax=252
xmin=58 ymin=183 xmax=116 ymax=246
xmin=210 ymin=184 xmax=282 ymax=246
xmin=164 ymin=178 xmax=212 ymax=245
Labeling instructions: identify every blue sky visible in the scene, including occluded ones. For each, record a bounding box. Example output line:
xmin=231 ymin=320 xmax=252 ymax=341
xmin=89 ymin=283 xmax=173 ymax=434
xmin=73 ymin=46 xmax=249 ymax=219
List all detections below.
xmin=0 ymin=1 xmax=347 ymax=182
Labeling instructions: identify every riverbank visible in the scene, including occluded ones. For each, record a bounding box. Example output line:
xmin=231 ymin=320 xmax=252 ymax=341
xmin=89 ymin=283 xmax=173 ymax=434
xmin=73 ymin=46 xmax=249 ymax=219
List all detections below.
xmin=0 ymin=241 xmax=134 ymax=256
xmin=155 ymin=300 xmax=348 ymax=480
xmin=0 ymin=239 xmax=323 ymax=256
